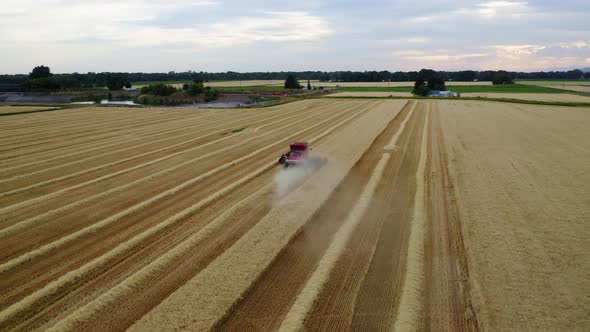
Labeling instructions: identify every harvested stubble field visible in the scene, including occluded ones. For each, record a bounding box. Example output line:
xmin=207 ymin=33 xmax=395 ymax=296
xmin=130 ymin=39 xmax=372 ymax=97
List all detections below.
xmin=0 ymin=99 xmax=588 ymax=331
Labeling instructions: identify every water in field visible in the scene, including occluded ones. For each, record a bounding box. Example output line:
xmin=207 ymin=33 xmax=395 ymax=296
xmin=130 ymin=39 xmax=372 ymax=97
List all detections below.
xmin=100 ymin=99 xmax=139 ymax=105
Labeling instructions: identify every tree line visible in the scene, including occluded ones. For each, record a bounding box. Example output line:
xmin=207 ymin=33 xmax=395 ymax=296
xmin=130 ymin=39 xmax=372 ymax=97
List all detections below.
xmin=0 ymin=66 xmax=587 ymax=92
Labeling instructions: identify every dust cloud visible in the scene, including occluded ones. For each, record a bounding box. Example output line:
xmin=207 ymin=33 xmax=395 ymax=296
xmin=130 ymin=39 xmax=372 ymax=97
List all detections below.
xmin=273 ymin=156 xmax=327 ymax=204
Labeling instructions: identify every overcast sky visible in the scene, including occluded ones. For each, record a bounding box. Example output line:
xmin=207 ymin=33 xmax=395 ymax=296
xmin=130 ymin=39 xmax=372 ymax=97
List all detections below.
xmin=1 ymin=0 xmax=589 ymax=74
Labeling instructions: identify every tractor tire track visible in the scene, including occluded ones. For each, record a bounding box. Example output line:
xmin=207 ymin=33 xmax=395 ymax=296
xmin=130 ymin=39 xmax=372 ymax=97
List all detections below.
xmin=217 ymin=101 xmax=417 ymax=331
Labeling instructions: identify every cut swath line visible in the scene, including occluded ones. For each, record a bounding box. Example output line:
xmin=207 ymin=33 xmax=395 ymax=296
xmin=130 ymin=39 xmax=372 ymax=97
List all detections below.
xmin=0 ymin=111 xmax=243 ymax=175
xmin=0 ymin=113 xmax=182 ymax=149
xmin=279 ymin=103 xmax=415 ymax=331
xmin=0 ymin=102 xmax=369 ymax=272
xmin=392 ymin=102 xmax=430 ymax=330
xmin=0 ymin=101 xmax=322 ymax=186
xmin=0 ymin=101 xmax=347 ymax=219
xmin=0 ymin=101 xmax=332 ymax=171
xmin=0 ymin=111 xmax=175 ymax=143
xmin=46 ymin=182 xmax=274 ymax=332
xmin=0 ymin=101 xmax=370 ymax=327
xmin=0 ymin=101 xmax=323 ymax=189
xmin=0 ymin=103 xmax=355 ymax=239
xmin=279 ymin=153 xmax=391 ymax=331
xmin=383 ymin=100 xmax=416 ymax=150
xmin=0 ymin=102 xmax=320 ymax=171
xmin=0 ymin=114 xmax=189 ymax=156
xmin=0 ymin=164 xmax=277 ymax=329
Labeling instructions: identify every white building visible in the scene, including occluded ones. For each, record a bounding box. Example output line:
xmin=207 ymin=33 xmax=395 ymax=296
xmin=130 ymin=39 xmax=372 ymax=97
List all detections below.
xmin=428 ymin=90 xmax=458 ymax=97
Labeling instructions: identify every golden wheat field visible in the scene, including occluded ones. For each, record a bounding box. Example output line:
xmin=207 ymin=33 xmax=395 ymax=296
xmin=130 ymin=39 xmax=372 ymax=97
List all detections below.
xmin=0 ymin=99 xmax=588 ymax=331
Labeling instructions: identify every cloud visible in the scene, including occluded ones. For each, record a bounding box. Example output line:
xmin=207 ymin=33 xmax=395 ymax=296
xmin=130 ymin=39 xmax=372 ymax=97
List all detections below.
xmin=410 ymin=16 xmax=433 ymax=23
xmin=1 ymin=0 xmax=589 ymax=73
xmin=87 ymin=11 xmax=332 ymax=48
xmin=559 ymin=41 xmax=589 ymax=49
xmin=393 ymin=50 xmax=426 ymax=56
xmin=0 ymin=2 xmax=331 ymax=48
xmin=384 ymin=37 xmax=431 ymax=44
xmin=490 ymin=44 xmax=546 ymax=59
xmin=401 ymin=53 xmax=488 ymax=61
xmin=456 ymin=1 xmax=529 ymax=19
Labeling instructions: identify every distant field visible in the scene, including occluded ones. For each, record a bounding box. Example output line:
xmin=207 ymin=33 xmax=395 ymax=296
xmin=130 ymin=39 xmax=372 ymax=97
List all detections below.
xmin=207 ymin=80 xmax=284 ymax=87
xmin=461 ymin=92 xmax=590 ymax=103
xmin=326 ymin=90 xmax=590 ymax=106
xmin=545 ymin=85 xmax=590 ymax=93
xmin=214 ymin=85 xmax=284 ymax=91
xmin=516 ymin=79 xmax=588 ymax=86
xmin=132 ymin=80 xmax=285 ymax=89
xmin=128 ymin=80 xmax=589 ymax=95
xmin=338 ymin=84 xmax=572 ymax=93
xmin=132 ymin=80 xmax=190 ymax=87
xmin=131 ymin=80 xmax=284 ymax=88
xmin=451 ymin=84 xmax=570 ymax=93
xmin=293 ymin=81 xmax=494 ymax=87
xmin=327 ymin=91 xmax=412 ymax=97
xmin=515 ymin=80 xmax=590 ymax=93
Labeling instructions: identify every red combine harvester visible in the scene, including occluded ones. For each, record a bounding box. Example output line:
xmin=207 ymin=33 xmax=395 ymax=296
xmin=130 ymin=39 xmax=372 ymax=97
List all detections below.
xmin=278 ymin=142 xmax=309 ymax=168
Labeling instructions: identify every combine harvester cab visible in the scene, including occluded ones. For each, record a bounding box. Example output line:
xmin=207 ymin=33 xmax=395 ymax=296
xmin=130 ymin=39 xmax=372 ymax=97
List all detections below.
xmin=278 ymin=142 xmax=309 ymax=168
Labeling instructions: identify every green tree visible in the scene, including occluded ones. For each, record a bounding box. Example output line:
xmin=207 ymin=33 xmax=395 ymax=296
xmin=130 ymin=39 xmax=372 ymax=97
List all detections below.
xmin=140 ymin=83 xmax=177 ymax=96
xmin=24 ymin=65 xmax=61 ymax=91
xmin=106 ymin=73 xmax=130 ymax=90
xmin=412 ymin=69 xmax=446 ymax=96
xmin=186 ymin=82 xmax=204 ymax=96
xmin=204 ymin=86 xmax=219 ymax=101
xmin=492 ymin=71 xmax=514 ymax=85
xmin=284 ymin=75 xmax=301 ymax=89
xmin=412 ymin=77 xmax=428 ymax=96
xmin=29 ymin=65 xmax=51 ymax=79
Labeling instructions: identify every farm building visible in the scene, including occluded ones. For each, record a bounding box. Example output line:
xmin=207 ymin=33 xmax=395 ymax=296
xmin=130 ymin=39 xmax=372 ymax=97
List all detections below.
xmin=428 ymin=90 xmax=458 ymax=97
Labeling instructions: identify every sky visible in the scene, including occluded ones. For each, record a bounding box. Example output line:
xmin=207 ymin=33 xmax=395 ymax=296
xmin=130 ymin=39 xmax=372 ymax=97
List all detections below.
xmin=1 ymin=0 xmax=589 ymax=74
